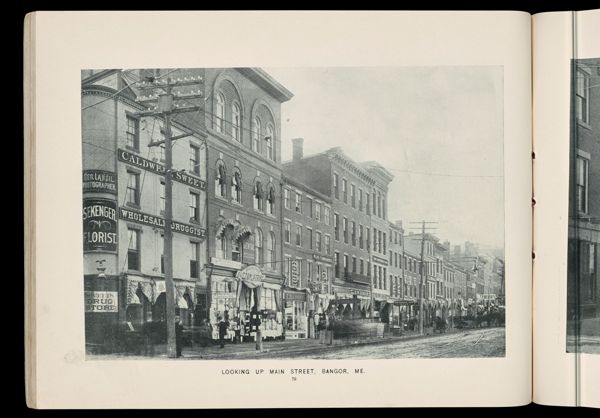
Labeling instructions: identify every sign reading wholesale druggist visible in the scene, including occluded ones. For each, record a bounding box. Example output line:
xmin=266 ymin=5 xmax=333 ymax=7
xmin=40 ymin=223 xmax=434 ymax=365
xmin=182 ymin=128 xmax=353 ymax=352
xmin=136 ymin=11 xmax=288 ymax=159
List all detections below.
xmin=82 ymin=170 xmax=117 ymax=194
xmin=85 ymin=291 xmax=118 ymax=312
xmin=83 ymin=198 xmax=118 ymax=252
xmin=118 ymin=149 xmax=206 ymax=190
xmin=119 ymin=207 xmax=206 ymax=239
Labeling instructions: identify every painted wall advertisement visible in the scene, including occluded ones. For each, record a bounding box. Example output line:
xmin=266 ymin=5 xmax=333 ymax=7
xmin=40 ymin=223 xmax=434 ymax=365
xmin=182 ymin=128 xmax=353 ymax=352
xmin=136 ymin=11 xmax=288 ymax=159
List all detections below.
xmin=83 ymin=198 xmax=118 ymax=252
xmin=85 ymin=291 xmax=118 ymax=313
xmin=82 ymin=170 xmax=117 ymax=194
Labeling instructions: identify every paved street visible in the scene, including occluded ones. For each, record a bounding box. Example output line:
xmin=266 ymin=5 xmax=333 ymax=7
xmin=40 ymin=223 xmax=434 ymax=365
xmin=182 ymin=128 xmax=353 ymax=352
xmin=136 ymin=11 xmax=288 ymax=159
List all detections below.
xmin=88 ymin=327 xmax=505 ymax=360
xmin=566 ymin=318 xmax=600 ymax=354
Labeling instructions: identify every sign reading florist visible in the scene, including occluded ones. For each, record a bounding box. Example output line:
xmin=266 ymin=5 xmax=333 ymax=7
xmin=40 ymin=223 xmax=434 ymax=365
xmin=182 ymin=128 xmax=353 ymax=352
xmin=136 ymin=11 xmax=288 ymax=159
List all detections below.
xmin=83 ymin=198 xmax=118 ymax=252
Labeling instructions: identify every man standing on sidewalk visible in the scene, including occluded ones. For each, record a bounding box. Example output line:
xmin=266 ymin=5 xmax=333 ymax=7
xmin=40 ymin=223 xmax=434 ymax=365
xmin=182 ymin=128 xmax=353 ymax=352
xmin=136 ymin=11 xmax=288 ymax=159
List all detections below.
xmin=218 ymin=316 xmax=230 ymax=349
xmin=175 ymin=315 xmax=184 ymax=358
xmin=326 ymin=308 xmax=336 ymax=345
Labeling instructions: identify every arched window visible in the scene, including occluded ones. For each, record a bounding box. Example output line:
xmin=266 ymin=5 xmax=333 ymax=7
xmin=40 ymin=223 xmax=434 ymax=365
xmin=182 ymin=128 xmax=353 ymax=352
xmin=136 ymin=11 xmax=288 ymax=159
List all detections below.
xmin=215 ymin=92 xmax=225 ymax=133
xmin=253 ymin=181 xmax=263 ymax=211
xmin=216 ymin=235 xmax=227 ymax=259
xmin=254 ymin=228 xmax=264 ymax=265
xmin=252 ymin=117 xmax=261 ymax=153
xmin=232 ymin=102 xmax=241 ymax=141
xmin=265 ymin=124 xmax=274 ymax=161
xmin=215 ymin=162 xmax=226 ymax=198
xmin=268 ymin=232 xmax=276 ymax=270
xmin=266 ymin=185 xmax=276 ymax=215
xmin=231 ymin=169 xmax=242 ymax=203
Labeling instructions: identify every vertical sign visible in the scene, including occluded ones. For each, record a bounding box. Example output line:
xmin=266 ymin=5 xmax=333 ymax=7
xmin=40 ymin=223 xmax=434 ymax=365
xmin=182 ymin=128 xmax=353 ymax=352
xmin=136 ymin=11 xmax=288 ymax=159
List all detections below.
xmin=83 ymin=198 xmax=118 ymax=252
xmin=290 ymin=260 xmax=300 ymax=287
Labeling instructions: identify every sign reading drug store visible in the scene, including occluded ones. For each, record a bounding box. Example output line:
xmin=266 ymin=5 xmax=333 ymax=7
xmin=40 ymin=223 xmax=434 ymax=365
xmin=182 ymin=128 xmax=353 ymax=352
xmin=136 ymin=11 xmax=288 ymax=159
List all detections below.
xmin=85 ymin=291 xmax=118 ymax=313
xmin=83 ymin=198 xmax=118 ymax=252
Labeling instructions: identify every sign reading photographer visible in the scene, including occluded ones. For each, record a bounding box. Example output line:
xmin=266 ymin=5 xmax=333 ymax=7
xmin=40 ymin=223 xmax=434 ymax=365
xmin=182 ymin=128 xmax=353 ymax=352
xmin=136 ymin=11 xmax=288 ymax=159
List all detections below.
xmin=82 ymin=170 xmax=117 ymax=194
xmin=118 ymin=149 xmax=206 ymax=190
xmin=83 ymin=198 xmax=118 ymax=252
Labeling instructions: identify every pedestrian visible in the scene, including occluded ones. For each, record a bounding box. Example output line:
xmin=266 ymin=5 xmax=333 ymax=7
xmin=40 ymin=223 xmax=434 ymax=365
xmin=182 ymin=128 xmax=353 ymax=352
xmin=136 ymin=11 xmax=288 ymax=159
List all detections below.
xmin=198 ymin=318 xmax=211 ymax=348
xmin=313 ymin=313 xmax=321 ymax=340
xmin=233 ymin=316 xmax=241 ymax=344
xmin=175 ymin=315 xmax=184 ymax=358
xmin=319 ymin=313 xmax=328 ymax=344
xmin=218 ymin=316 xmax=230 ymax=349
xmin=326 ymin=308 xmax=336 ymax=345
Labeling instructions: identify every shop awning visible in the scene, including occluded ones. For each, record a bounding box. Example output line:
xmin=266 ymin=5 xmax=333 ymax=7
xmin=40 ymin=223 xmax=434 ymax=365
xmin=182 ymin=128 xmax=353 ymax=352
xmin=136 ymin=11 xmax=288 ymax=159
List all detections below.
xmin=126 ymin=279 xmax=141 ymax=305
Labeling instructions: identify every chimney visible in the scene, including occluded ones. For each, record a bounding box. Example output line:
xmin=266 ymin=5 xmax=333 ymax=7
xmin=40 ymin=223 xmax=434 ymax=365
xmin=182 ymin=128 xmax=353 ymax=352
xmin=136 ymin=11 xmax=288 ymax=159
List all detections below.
xmin=292 ymin=138 xmax=304 ymax=162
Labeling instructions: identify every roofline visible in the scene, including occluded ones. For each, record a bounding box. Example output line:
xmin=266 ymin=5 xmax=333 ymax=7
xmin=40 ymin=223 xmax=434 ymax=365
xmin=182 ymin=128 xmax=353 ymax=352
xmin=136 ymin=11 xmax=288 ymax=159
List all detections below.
xmin=236 ymin=68 xmax=294 ymax=102
xmin=281 ymin=173 xmax=332 ymax=203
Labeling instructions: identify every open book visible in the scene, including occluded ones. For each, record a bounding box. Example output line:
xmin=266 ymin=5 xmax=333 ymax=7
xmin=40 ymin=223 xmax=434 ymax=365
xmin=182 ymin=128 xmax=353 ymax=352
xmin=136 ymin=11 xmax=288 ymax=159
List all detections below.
xmin=24 ymin=10 xmax=600 ymax=408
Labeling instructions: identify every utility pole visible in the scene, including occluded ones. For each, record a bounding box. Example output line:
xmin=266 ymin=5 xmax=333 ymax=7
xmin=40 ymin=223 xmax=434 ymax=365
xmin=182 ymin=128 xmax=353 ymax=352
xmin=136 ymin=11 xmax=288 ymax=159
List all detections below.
xmin=135 ymin=72 xmax=204 ymax=358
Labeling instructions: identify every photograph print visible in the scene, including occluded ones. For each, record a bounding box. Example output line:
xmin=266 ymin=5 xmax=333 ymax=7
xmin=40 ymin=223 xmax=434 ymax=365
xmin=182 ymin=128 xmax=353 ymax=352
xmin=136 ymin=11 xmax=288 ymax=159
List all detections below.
xmin=81 ymin=66 xmax=506 ymax=360
xmin=567 ymin=57 xmax=600 ymax=355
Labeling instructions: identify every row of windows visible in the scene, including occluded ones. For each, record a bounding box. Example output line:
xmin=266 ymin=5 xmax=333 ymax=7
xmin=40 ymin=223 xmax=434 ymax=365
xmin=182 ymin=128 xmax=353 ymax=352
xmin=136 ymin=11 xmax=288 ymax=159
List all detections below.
xmin=214 ymin=90 xmax=276 ymax=162
xmin=283 ymin=188 xmax=332 ymax=225
xmin=215 ymin=228 xmax=277 ymax=268
xmin=214 ymin=162 xmax=276 ymax=216
xmin=126 ymin=228 xmax=200 ymax=278
xmin=125 ymin=115 xmax=203 ymax=178
xmin=332 ymin=174 xmax=387 ymax=219
xmin=283 ymin=222 xmax=331 ymax=254
xmin=334 ymin=252 xmax=372 ymax=279
xmin=333 ymin=215 xmax=372 ymax=249
xmin=126 ymin=171 xmax=202 ymax=222
xmin=282 ymin=257 xmax=331 ymax=284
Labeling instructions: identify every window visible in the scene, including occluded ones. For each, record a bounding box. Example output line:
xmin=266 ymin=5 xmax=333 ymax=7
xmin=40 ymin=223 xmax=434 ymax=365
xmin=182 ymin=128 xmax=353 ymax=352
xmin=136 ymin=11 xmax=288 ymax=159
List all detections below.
xmin=383 ymin=232 xmax=387 ymax=254
xmin=189 ymin=191 xmax=200 ymax=221
xmin=352 ymin=256 xmax=357 ymax=273
xmin=253 ymin=181 xmax=264 ymax=211
xmin=383 ymin=268 xmax=387 ymax=290
xmin=307 ymin=197 xmax=313 ymax=218
xmin=576 ymin=68 xmax=590 ymax=124
xmin=359 ymin=189 xmax=363 ymax=211
xmin=266 ymin=186 xmax=275 ymax=216
xmin=373 ymin=266 xmax=378 ymax=288
xmin=159 ymin=143 xmax=165 ymax=161
xmin=315 ymin=203 xmax=321 ymax=222
xmin=382 ymin=195 xmax=386 ymax=219
xmin=342 ymin=179 xmax=348 ymax=203
xmin=252 ymin=117 xmax=261 ymax=153
xmin=307 ymin=261 xmax=313 ymax=281
xmin=268 ymin=232 xmax=276 ymax=269
xmin=577 ymin=156 xmax=589 ymax=213
xmin=324 ymin=235 xmax=331 ymax=255
xmin=295 ymin=225 xmax=302 ymax=247
xmin=295 ymin=193 xmax=302 ymax=213
xmin=232 ymin=239 xmax=241 ymax=262
xmin=159 ymin=180 xmax=165 ymax=212
xmin=335 ymin=252 xmax=340 ymax=277
xmin=265 ymin=125 xmax=274 ymax=161
xmin=126 ymin=115 xmax=139 ymax=151
xmin=366 ymin=192 xmax=370 ymax=215
xmin=360 ymin=259 xmax=364 ymax=275
xmin=232 ymin=102 xmax=241 ymax=141
xmin=372 ymin=192 xmax=377 ymax=217
xmin=126 ymin=171 xmax=140 ymax=206
xmin=351 ymin=184 xmax=356 ymax=208
xmin=284 ymin=189 xmax=291 ymax=209
xmin=127 ymin=228 xmax=140 ymax=271
xmin=284 ymin=221 xmax=291 ymax=244
xmin=231 ymin=171 xmax=242 ymax=203
xmin=373 ymin=228 xmax=378 ymax=252
xmin=334 ymin=213 xmax=340 ymax=241
xmin=189 ymin=145 xmax=200 ymax=175
xmin=316 ymin=231 xmax=322 ymax=252
xmin=215 ymin=93 xmax=225 ymax=133
xmin=343 ymin=255 xmax=349 ymax=275
xmin=324 ymin=207 xmax=330 ymax=225
xmin=366 ymin=227 xmax=370 ymax=250
xmin=254 ymin=228 xmax=264 ymax=265
xmin=359 ymin=225 xmax=364 ymax=249
xmin=284 ymin=256 xmax=292 ymax=277
xmin=351 ymin=221 xmax=356 ymax=246
xmin=343 ymin=217 xmax=348 ymax=244
xmin=333 ymin=174 xmax=339 ymax=199
xmin=215 ymin=163 xmax=227 ymax=198
xmin=307 ymin=228 xmax=313 ymax=250
xmin=367 ymin=261 xmax=371 ymax=277
xmin=216 ymin=235 xmax=227 ymax=259
xmin=190 ymin=242 xmax=199 ymax=278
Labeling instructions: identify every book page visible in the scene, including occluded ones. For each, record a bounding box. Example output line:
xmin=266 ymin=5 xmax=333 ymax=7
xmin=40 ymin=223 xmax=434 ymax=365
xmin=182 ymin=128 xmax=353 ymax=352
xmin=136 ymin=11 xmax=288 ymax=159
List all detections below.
xmin=533 ymin=9 xmax=600 ymax=408
xmin=26 ymin=11 xmax=532 ymax=408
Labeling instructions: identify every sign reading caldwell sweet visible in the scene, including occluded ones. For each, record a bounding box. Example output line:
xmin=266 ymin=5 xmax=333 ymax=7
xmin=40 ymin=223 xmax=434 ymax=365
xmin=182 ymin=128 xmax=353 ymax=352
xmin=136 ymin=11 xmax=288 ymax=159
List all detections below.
xmin=118 ymin=149 xmax=206 ymax=190
xmin=83 ymin=198 xmax=118 ymax=252
xmin=82 ymin=170 xmax=117 ymax=194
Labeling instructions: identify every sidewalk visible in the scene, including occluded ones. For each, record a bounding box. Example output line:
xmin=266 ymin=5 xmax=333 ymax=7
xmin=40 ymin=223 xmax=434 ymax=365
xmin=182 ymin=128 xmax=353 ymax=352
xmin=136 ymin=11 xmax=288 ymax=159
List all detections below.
xmin=91 ymin=326 xmax=474 ymax=360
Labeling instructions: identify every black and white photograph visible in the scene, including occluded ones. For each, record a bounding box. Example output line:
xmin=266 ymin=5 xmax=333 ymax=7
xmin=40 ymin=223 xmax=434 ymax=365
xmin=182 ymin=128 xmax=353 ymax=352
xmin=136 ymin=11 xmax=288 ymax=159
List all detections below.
xmin=567 ymin=57 xmax=600 ymax=355
xmin=81 ymin=66 xmax=506 ymax=360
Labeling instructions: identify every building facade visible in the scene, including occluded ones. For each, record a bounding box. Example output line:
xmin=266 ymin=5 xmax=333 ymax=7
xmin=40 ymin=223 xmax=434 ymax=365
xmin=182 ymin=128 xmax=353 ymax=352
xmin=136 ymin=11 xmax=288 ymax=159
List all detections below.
xmin=82 ymin=69 xmax=208 ymax=349
xmin=568 ymin=58 xmax=600 ymax=321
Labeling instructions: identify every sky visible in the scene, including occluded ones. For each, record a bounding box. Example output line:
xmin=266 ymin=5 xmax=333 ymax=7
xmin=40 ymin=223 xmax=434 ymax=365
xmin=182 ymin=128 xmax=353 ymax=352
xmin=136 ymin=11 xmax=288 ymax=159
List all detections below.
xmin=266 ymin=66 xmax=504 ymax=251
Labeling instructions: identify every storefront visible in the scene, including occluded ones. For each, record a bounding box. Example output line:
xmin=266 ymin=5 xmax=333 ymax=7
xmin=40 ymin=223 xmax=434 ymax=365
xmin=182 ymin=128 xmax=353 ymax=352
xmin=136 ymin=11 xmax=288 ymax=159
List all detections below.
xmin=208 ymin=265 xmax=284 ymax=342
xmin=283 ymin=289 xmax=309 ymax=339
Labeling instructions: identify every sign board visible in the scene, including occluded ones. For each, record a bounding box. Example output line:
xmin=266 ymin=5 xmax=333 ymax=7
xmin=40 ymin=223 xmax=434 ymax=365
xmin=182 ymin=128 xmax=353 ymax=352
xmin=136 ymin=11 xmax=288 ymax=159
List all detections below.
xmin=118 ymin=149 xmax=206 ymax=190
xmin=371 ymin=255 xmax=389 ymax=265
xmin=83 ymin=170 xmax=117 ymax=194
xmin=236 ymin=265 xmax=265 ymax=287
xmin=85 ymin=291 xmax=118 ymax=312
xmin=290 ymin=260 xmax=300 ymax=287
xmin=119 ymin=207 xmax=206 ymax=238
xmin=83 ymin=198 xmax=118 ymax=252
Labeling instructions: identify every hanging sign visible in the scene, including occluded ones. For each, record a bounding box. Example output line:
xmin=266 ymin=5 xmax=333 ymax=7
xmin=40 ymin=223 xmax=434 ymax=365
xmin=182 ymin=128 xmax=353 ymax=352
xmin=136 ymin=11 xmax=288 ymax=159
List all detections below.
xmin=236 ymin=265 xmax=265 ymax=288
xmin=83 ymin=170 xmax=117 ymax=194
xmin=290 ymin=261 xmax=300 ymax=287
xmin=83 ymin=198 xmax=118 ymax=252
